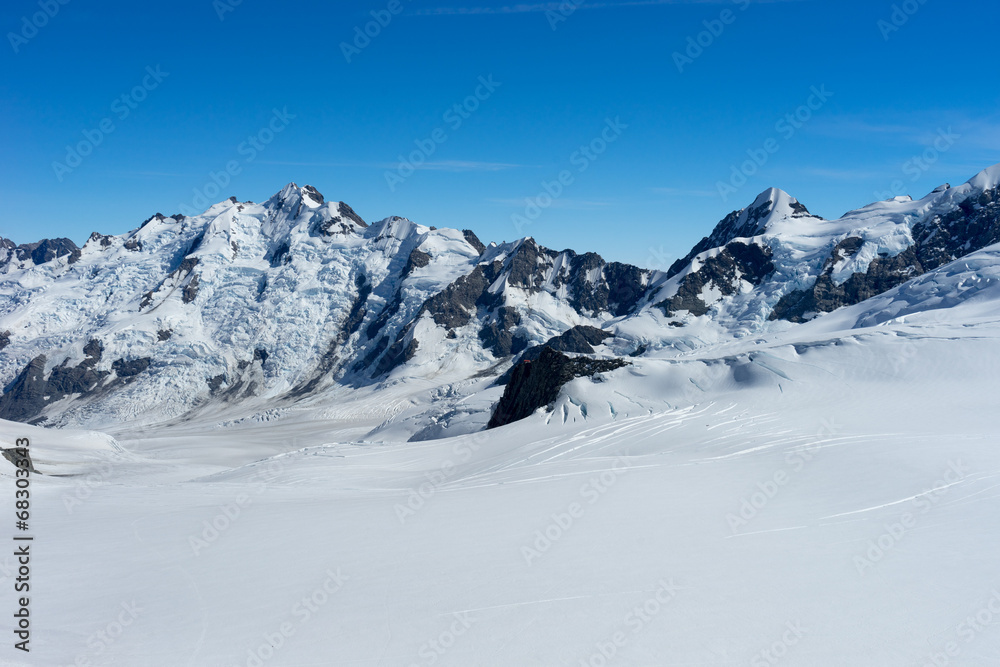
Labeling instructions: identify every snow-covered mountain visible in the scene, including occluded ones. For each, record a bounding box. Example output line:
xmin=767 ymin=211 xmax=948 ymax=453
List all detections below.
xmin=0 ymin=182 xmax=657 ymax=430
xmin=2 ymin=163 xmax=1000 ymax=433
xmin=5 ymin=165 xmax=1000 ymax=667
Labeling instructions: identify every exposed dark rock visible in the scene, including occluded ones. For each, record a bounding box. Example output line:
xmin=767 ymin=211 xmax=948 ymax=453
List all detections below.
xmin=0 ymin=330 xmax=9 ymax=350
xmin=463 ymin=229 xmax=486 ymax=254
xmin=0 ymin=237 xmax=80 ymax=270
xmin=124 ymin=237 xmax=143 ymax=252
xmin=658 ymin=242 xmax=775 ymax=317
xmin=545 ymin=325 xmax=612 ymax=354
xmin=402 ymin=248 xmax=431 ymax=278
xmin=0 ymin=343 xmax=136 ymax=423
xmin=566 ymin=256 xmax=647 ymax=317
xmin=140 ymin=213 xmax=169 ymax=228
xmin=112 ymin=358 xmax=151 ymax=378
xmin=357 ymin=335 xmax=389 ymax=372
xmin=497 ymin=326 xmax=612 ymax=384
xmin=253 ymin=348 xmax=269 ymax=364
xmin=506 ymin=239 xmax=557 ymax=289
xmin=374 ymin=335 xmax=419 ymax=376
xmin=0 ymin=356 xmax=49 ymax=422
xmin=668 ymin=192 xmax=809 ymax=279
xmin=87 ymin=232 xmax=114 ymax=249
xmin=82 ymin=339 xmax=103 ymax=364
xmin=268 ymin=242 xmax=290 ymax=267
xmin=366 ymin=293 xmax=403 ymax=341
xmin=0 ymin=446 xmax=38 ymax=474
xmin=770 ymin=246 xmax=923 ymax=322
xmin=182 ymin=274 xmax=200 ymax=304
xmin=343 ymin=274 xmax=372 ymax=338
xmin=478 ymin=306 xmax=528 ymax=357
xmin=771 ymin=185 xmax=1000 ymax=322
xmin=338 ymin=202 xmax=367 ymax=228
xmin=207 ymin=374 xmax=226 ymax=393
xmin=317 ymin=202 xmax=367 ymax=235
xmin=420 ymin=263 xmax=502 ymax=330
xmin=912 ymin=185 xmax=1000 ymax=270
xmin=488 ymin=347 xmax=629 ymax=428
xmin=496 ymin=242 xmax=651 ymax=318
xmin=302 ymin=185 xmax=324 ymax=205
xmin=157 ymin=329 xmax=173 ymax=342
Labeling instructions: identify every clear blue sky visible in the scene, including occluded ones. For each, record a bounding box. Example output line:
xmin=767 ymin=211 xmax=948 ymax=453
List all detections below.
xmin=2 ymin=0 xmax=998 ymax=269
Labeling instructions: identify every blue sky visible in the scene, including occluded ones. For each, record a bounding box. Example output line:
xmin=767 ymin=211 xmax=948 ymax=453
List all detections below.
xmin=2 ymin=0 xmax=999 ymax=268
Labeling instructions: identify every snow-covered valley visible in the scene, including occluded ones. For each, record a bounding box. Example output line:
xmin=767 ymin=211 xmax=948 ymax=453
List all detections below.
xmin=2 ymin=165 xmax=1000 ymax=665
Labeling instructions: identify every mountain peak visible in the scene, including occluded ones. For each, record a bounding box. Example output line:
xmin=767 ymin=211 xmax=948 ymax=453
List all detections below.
xmin=967 ymin=161 xmax=1000 ymax=192
xmin=266 ymin=182 xmax=325 ymax=209
xmin=749 ymin=187 xmax=811 ymax=221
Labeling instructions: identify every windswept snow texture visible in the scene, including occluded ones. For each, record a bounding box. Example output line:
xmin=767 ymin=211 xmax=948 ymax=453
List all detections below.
xmin=0 ymin=184 xmax=657 ymax=430
xmin=3 ymin=166 xmax=1000 ymax=665
xmin=4 ymin=165 xmax=1000 ymax=434
xmin=3 ymin=265 xmax=1000 ymax=665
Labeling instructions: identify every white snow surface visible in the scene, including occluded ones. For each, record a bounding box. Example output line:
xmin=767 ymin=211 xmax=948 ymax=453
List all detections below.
xmin=3 ymin=171 xmax=1000 ymax=664
xmin=2 ymin=240 xmax=1000 ymax=665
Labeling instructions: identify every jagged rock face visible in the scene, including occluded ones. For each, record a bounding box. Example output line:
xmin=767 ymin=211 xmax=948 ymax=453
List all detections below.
xmin=479 ymin=306 xmax=528 ymax=357
xmin=487 ymin=347 xmax=629 ymax=429
xmin=0 ymin=237 xmax=80 ymax=273
xmin=462 ymin=230 xmax=486 ymax=255
xmin=668 ymin=189 xmax=810 ymax=278
xmin=658 ymin=242 xmax=775 ymax=317
xmin=497 ymin=325 xmax=612 ymax=385
xmin=0 ymin=340 xmax=149 ymax=423
xmin=771 ymin=240 xmax=921 ymax=322
xmin=4 ymin=165 xmax=1000 ymax=429
xmin=0 ymin=184 xmax=659 ymax=427
xmin=770 ymin=183 xmax=1000 ymax=322
xmin=912 ymin=185 xmax=1000 ymax=270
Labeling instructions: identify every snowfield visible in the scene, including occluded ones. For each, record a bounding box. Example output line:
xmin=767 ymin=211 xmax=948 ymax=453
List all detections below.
xmin=4 ymin=165 xmax=1000 ymax=665
xmin=3 ymin=254 xmax=1000 ymax=666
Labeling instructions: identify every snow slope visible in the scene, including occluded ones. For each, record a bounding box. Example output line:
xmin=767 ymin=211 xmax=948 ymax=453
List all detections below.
xmin=2 ymin=243 xmax=1000 ymax=665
